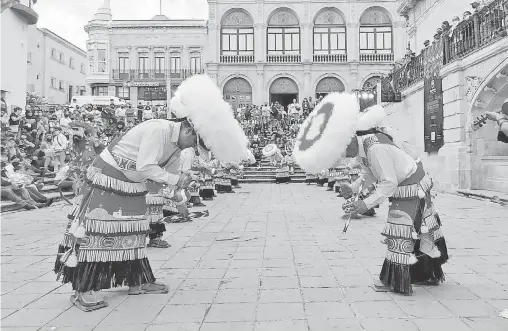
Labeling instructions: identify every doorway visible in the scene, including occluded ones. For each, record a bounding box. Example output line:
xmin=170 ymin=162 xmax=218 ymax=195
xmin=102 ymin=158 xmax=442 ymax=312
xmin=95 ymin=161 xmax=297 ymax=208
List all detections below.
xmin=270 ymin=93 xmax=297 ymax=110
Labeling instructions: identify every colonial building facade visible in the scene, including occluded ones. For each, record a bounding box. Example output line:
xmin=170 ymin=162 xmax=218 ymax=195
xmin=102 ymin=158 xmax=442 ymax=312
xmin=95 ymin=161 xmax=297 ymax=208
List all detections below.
xmin=383 ymin=0 xmax=508 ymax=194
xmin=85 ymin=0 xmax=407 ymax=107
xmin=1 ymin=0 xmax=38 ymax=111
xmin=27 ymin=28 xmax=88 ymax=104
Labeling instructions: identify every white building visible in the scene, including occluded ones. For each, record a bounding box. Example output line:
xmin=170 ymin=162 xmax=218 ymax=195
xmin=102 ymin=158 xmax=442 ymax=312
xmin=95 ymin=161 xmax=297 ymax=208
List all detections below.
xmin=85 ymin=0 xmax=407 ymax=108
xmin=27 ymin=27 xmax=88 ymax=105
xmin=1 ymin=0 xmax=38 ymax=111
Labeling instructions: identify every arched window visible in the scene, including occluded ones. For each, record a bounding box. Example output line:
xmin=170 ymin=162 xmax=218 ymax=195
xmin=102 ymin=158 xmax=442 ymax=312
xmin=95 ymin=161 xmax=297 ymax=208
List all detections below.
xmin=267 ymin=9 xmax=300 ymax=61
xmin=359 ymin=7 xmax=393 ymax=56
xmin=313 ymin=9 xmax=347 ymax=62
xmin=220 ymin=10 xmax=254 ymax=63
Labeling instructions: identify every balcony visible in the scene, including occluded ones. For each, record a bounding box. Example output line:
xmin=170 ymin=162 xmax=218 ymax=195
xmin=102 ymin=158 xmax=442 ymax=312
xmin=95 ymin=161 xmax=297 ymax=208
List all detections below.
xmin=266 ymin=54 xmax=301 ymax=63
xmin=359 ymin=53 xmax=395 ymax=63
xmin=381 ymin=0 xmax=508 ymax=96
xmin=445 ymin=0 xmax=507 ymax=64
xmin=111 ymin=69 xmax=205 ymax=82
xmin=313 ymin=54 xmax=348 ymax=63
xmin=220 ymin=55 xmax=255 ymax=64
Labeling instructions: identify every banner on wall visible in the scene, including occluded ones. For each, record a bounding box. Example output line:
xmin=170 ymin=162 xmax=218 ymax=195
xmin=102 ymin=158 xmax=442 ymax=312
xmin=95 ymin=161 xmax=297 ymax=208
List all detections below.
xmin=423 ymin=76 xmax=444 ymax=153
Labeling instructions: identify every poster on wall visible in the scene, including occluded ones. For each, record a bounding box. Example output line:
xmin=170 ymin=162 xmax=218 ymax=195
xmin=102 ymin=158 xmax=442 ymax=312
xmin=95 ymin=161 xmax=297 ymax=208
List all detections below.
xmin=423 ymin=76 xmax=444 ymax=153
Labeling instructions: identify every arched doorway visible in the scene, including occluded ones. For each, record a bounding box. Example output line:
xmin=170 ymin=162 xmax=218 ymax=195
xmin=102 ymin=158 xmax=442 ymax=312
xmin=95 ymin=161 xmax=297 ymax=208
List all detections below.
xmin=315 ymin=77 xmax=345 ymax=99
xmin=223 ymin=77 xmax=252 ymax=111
xmin=269 ymin=77 xmax=298 ymax=109
xmin=359 ymin=75 xmax=381 ymax=111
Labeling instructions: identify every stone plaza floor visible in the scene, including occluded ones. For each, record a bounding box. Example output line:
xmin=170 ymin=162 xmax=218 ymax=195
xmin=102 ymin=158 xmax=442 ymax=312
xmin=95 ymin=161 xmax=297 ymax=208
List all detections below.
xmin=1 ymin=183 xmax=508 ymax=331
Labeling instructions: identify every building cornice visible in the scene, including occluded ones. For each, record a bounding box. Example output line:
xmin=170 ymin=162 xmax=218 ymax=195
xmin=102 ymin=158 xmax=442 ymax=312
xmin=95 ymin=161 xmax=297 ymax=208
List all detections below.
xmin=397 ymin=0 xmax=420 ymax=17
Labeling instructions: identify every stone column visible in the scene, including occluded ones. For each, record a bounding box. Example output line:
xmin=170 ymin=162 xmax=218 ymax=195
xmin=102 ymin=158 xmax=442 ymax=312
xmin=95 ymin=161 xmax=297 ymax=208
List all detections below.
xmin=394 ymin=21 xmax=408 ymax=60
xmin=256 ymin=65 xmax=264 ymax=104
xmin=301 ymin=23 xmax=312 ymax=62
xmin=304 ymin=64 xmax=311 ymax=99
xmin=347 ymin=22 xmax=359 ymax=62
xmin=254 ymin=23 xmax=265 ymax=63
xmin=207 ymin=23 xmax=219 ymax=64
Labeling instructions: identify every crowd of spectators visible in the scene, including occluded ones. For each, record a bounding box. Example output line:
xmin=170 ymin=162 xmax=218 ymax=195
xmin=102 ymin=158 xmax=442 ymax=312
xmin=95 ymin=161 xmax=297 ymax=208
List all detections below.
xmin=235 ymin=96 xmax=324 ymax=165
xmin=0 ymin=100 xmax=170 ymax=211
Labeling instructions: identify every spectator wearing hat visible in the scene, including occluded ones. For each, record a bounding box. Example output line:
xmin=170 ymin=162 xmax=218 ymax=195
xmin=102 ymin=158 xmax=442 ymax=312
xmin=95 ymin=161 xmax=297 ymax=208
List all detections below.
xmin=9 ymin=107 xmax=23 ymax=134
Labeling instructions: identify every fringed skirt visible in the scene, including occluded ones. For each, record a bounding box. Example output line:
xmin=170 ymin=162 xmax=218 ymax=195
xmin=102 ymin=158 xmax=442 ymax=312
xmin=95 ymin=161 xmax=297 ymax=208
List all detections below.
xmin=145 ymin=181 xmax=166 ymax=237
xmin=188 ymin=186 xmax=201 ymax=204
xmin=379 ymin=163 xmax=448 ymax=294
xmin=275 ymin=165 xmax=290 ymax=183
xmin=334 ymin=169 xmax=350 ymax=192
xmin=305 ymin=173 xmax=317 ymax=184
xmin=54 ymin=156 xmax=155 ymax=292
xmin=216 ymin=177 xmax=232 ymax=193
xmin=199 ymin=176 xmax=214 ymax=199
xmin=163 ymin=198 xmax=178 ymax=217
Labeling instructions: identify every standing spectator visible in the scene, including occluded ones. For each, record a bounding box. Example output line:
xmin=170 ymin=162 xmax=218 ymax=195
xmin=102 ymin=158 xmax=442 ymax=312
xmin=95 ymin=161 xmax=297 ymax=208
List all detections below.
xmin=116 ymin=106 xmax=126 ymax=122
xmin=142 ymin=106 xmax=153 ymax=121
xmin=52 ymin=126 xmax=68 ymax=171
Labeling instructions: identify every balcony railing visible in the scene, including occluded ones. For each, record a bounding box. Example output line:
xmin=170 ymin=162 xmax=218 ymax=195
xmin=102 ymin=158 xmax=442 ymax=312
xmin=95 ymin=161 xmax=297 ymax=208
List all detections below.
xmin=111 ymin=69 xmax=205 ymax=81
xmin=266 ymin=54 xmax=301 ymax=63
xmin=382 ymin=0 xmax=507 ymax=96
xmin=220 ymin=55 xmax=255 ymax=64
xmin=391 ymin=53 xmax=425 ymax=91
xmin=445 ymin=0 xmax=507 ymax=64
xmin=360 ymin=53 xmax=394 ymax=62
xmin=313 ymin=54 xmax=348 ymax=63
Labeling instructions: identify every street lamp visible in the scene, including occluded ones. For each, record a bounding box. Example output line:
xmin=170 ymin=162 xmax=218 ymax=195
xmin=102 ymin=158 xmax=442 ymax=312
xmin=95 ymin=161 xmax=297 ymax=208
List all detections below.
xmin=353 ymin=89 xmax=376 ymax=111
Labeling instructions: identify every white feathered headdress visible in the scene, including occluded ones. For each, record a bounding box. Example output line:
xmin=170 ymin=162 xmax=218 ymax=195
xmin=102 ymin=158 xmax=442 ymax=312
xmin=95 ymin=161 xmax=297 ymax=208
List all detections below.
xmin=357 ymin=105 xmax=386 ymax=131
xmin=170 ymin=75 xmax=249 ymax=163
xmin=293 ymin=93 xmax=360 ymax=173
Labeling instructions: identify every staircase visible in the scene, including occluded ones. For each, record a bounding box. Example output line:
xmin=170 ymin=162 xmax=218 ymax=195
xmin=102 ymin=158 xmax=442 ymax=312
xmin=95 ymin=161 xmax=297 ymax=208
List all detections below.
xmin=240 ymin=158 xmax=306 ymax=183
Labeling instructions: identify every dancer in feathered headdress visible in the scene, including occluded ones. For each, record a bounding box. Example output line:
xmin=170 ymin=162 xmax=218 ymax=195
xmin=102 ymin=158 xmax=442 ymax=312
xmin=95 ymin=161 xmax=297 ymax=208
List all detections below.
xmin=54 ymin=74 xmax=248 ymax=312
xmin=293 ymin=94 xmax=448 ymax=296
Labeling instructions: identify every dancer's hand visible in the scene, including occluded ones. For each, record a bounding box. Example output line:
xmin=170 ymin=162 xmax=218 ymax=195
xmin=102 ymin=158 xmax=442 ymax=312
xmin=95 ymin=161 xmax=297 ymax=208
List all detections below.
xmin=339 ymin=184 xmax=353 ymax=199
xmin=343 ymin=200 xmax=368 ymax=214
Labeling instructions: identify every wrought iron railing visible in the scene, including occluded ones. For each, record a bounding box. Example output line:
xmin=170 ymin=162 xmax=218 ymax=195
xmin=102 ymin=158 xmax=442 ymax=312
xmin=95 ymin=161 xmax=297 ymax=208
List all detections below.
xmin=220 ymin=55 xmax=255 ymax=64
xmin=445 ymin=0 xmax=507 ymax=63
xmin=382 ymin=0 xmax=507 ymax=95
xmin=313 ymin=54 xmax=348 ymax=63
xmin=111 ymin=69 xmax=205 ymax=81
xmin=266 ymin=54 xmax=301 ymax=63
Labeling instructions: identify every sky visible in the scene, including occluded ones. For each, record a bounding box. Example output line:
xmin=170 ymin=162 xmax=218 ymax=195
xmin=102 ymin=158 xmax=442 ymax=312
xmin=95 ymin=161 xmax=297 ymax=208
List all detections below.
xmin=35 ymin=0 xmax=209 ymax=50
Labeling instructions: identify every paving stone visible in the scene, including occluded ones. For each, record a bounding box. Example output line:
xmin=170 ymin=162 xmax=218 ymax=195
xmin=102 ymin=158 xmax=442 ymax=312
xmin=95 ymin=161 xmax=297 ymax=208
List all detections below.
xmin=305 ymin=302 xmax=355 ymax=319
xmin=352 ymin=301 xmax=407 ymax=319
xmin=359 ymin=318 xmax=419 ymax=331
xmin=254 ymin=320 xmax=308 ymax=331
xmin=145 ymin=323 xmax=200 ymax=331
xmin=259 ymin=289 xmax=302 ymax=303
xmin=398 ymin=300 xmax=454 ymax=318
xmin=152 ymin=304 xmax=209 ymax=324
xmin=1 ymin=308 xmax=65 ymax=327
xmin=301 ymin=287 xmax=345 ymax=302
xmin=440 ymin=299 xmax=500 ymax=317
xmin=201 ymin=322 xmax=254 ymax=331
xmin=307 ymin=318 xmax=364 ymax=331
xmin=2 ymin=185 xmax=508 ymax=329
xmin=169 ymin=290 xmax=217 ymax=305
xmin=214 ymin=289 xmax=258 ymax=303
xmin=256 ymin=303 xmax=305 ymax=321
xmin=412 ymin=318 xmax=473 ymax=331
xmin=204 ymin=303 xmax=257 ymax=322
